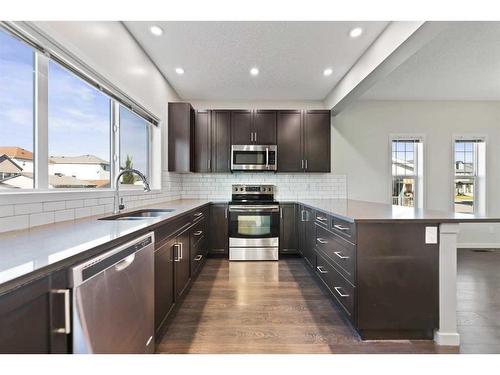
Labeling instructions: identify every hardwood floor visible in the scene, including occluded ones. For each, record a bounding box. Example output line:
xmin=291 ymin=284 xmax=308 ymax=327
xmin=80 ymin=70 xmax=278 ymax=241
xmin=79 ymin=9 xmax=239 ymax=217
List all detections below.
xmin=156 ymin=258 xmax=457 ymax=354
xmin=457 ymin=249 xmax=500 ymax=353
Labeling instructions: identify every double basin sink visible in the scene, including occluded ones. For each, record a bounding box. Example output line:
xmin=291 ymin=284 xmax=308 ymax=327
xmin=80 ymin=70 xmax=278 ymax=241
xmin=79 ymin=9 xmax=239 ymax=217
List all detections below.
xmin=99 ymin=209 xmax=176 ymax=221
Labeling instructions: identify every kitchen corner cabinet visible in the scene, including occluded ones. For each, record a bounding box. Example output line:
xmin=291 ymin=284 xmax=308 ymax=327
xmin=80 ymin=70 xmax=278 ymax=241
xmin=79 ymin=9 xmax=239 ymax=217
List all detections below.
xmin=277 ymin=110 xmax=330 ymax=172
xmin=297 ymin=204 xmax=315 ymax=268
xmin=168 ymin=102 xmax=195 ymax=172
xmin=231 ymin=110 xmax=277 ymax=145
xmin=211 ymin=110 xmax=231 ymax=172
xmin=279 ymin=203 xmax=298 ymax=255
xmin=0 ymin=270 xmax=69 ymax=354
xmin=209 ymin=203 xmax=229 ymax=256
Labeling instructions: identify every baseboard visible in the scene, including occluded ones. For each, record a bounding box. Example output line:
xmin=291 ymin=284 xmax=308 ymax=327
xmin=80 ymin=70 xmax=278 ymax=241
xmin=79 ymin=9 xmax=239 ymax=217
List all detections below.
xmin=434 ymin=330 xmax=460 ymax=346
xmin=458 ymin=243 xmax=500 ymax=249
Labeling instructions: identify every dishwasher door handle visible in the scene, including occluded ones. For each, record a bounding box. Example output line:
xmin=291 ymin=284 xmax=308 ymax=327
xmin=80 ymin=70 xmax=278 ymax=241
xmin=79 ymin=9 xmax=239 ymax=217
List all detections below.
xmin=114 ymin=254 xmax=135 ymax=271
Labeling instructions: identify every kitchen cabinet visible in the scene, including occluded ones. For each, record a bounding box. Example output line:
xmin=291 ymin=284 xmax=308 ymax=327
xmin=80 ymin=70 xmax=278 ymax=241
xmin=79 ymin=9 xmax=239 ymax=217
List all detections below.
xmin=297 ymin=204 xmax=315 ymax=268
xmin=154 ymin=236 xmax=175 ymax=334
xmin=211 ymin=110 xmax=231 ymax=172
xmin=231 ymin=110 xmax=277 ymax=145
xmin=190 ymin=216 xmax=208 ymax=276
xmin=279 ymin=203 xmax=298 ymax=255
xmin=209 ymin=203 xmax=228 ymax=256
xmin=174 ymin=227 xmax=191 ymax=299
xmin=194 ymin=110 xmax=211 ymax=173
xmin=0 ymin=270 xmax=69 ymax=354
xmin=277 ymin=110 xmax=330 ymax=172
xmin=168 ymin=102 xmax=195 ymax=173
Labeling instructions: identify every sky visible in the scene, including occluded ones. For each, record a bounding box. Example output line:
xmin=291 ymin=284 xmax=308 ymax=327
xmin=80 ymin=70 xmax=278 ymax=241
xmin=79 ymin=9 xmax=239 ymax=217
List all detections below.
xmin=1 ymin=29 xmax=148 ymax=174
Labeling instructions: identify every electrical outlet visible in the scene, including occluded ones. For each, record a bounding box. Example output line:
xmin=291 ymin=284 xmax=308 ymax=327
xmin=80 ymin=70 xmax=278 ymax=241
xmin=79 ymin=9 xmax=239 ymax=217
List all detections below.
xmin=425 ymin=226 xmax=438 ymax=244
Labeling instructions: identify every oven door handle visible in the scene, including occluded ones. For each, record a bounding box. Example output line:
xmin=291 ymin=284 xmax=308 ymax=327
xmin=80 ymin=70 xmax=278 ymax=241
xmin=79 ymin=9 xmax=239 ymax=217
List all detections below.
xmin=229 ymin=205 xmax=280 ymax=212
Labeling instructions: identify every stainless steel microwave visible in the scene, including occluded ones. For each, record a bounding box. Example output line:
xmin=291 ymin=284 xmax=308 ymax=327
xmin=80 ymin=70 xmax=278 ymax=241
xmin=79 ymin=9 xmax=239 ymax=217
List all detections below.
xmin=231 ymin=145 xmax=277 ymax=171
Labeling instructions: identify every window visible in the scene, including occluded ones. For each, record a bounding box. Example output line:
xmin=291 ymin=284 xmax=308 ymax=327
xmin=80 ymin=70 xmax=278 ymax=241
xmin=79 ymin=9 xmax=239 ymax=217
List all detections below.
xmin=0 ymin=25 xmax=157 ymax=192
xmin=48 ymin=61 xmax=111 ymax=189
xmin=454 ymin=139 xmax=485 ymax=214
xmin=0 ymin=30 xmax=35 ymax=189
xmin=119 ymin=106 xmax=150 ymax=187
xmin=391 ymin=138 xmax=423 ymax=208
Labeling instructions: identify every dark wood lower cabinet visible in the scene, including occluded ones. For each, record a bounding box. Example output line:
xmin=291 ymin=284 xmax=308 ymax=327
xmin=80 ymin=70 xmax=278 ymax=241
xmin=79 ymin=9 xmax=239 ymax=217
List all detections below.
xmin=154 ymin=237 xmax=175 ymax=334
xmin=209 ymin=203 xmax=228 ymax=257
xmin=279 ymin=203 xmax=298 ymax=255
xmin=0 ymin=270 xmax=69 ymax=354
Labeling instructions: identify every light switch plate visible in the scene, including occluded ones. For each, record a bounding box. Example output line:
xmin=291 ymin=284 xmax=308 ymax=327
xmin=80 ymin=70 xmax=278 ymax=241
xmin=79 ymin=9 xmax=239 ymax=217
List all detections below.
xmin=425 ymin=226 xmax=438 ymax=244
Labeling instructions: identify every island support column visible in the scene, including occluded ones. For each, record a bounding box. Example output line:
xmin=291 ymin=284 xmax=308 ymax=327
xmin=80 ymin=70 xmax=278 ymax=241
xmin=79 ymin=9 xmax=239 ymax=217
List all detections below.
xmin=434 ymin=223 xmax=460 ymax=346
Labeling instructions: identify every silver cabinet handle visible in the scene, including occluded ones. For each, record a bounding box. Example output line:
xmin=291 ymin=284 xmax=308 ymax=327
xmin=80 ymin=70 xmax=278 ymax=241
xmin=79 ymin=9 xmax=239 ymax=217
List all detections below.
xmin=224 ymin=207 xmax=228 ymax=219
xmin=334 ymin=251 xmax=349 ymax=259
xmin=194 ymin=230 xmax=203 ymax=236
xmin=305 ymin=159 xmax=308 ymax=170
xmin=179 ymin=242 xmax=183 ymax=260
xmin=334 ymin=224 xmax=350 ymax=231
xmin=194 ymin=254 xmax=203 ymax=261
xmin=334 ymin=286 xmax=350 ymax=298
xmin=280 ymin=207 xmax=283 ymax=219
xmin=174 ymin=243 xmax=181 ymax=262
xmin=316 ymin=238 xmax=328 ymax=244
xmin=254 ymin=132 xmax=257 ymax=142
xmin=250 ymin=132 xmax=254 ymax=142
xmin=52 ymin=289 xmax=71 ymax=334
xmin=316 ymin=216 xmax=327 ymax=222
xmin=208 ymin=158 xmax=211 ymax=170
xmin=301 ymin=159 xmax=304 ymax=169
xmin=194 ymin=212 xmax=203 ymax=217
xmin=316 ymin=266 xmax=328 ymax=274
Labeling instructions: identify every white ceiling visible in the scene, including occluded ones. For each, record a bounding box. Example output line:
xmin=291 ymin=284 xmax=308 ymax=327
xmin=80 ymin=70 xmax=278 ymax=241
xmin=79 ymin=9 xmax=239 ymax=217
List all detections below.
xmin=362 ymin=22 xmax=500 ymax=101
xmin=124 ymin=21 xmax=388 ymax=101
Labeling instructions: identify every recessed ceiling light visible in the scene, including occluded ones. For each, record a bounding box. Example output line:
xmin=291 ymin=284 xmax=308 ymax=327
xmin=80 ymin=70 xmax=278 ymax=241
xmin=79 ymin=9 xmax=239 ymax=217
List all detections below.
xmin=323 ymin=68 xmax=333 ymax=76
xmin=175 ymin=67 xmax=184 ymax=75
xmin=250 ymin=67 xmax=259 ymax=76
xmin=349 ymin=27 xmax=363 ymax=38
xmin=150 ymin=25 xmax=163 ymax=36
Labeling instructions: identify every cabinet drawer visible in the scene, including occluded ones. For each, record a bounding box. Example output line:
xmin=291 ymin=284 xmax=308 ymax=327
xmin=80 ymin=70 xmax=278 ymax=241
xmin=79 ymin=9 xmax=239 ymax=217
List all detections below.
xmin=315 ymin=225 xmax=356 ymax=283
xmin=156 ymin=216 xmax=191 ymax=246
xmin=316 ymin=252 xmax=355 ymax=319
xmin=190 ymin=207 xmax=208 ymax=223
xmin=190 ymin=217 xmax=207 ymax=247
xmin=330 ymin=216 xmax=356 ymax=243
xmin=314 ymin=211 xmax=329 ymax=228
xmin=191 ymin=237 xmax=207 ymax=276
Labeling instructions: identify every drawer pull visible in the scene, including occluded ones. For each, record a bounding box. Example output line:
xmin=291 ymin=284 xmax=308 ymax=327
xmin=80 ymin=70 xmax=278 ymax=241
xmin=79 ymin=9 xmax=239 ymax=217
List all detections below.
xmin=334 ymin=251 xmax=349 ymax=259
xmin=334 ymin=286 xmax=350 ymax=298
xmin=334 ymin=224 xmax=350 ymax=231
xmin=316 ymin=216 xmax=328 ymax=222
xmin=194 ymin=230 xmax=203 ymax=236
xmin=193 ymin=212 xmax=203 ymax=217
xmin=316 ymin=238 xmax=328 ymax=244
xmin=316 ymin=266 xmax=328 ymax=274
xmin=194 ymin=254 xmax=203 ymax=261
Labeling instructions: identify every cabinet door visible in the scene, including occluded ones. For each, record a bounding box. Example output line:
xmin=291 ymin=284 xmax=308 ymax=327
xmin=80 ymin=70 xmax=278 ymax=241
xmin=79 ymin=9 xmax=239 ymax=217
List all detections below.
xmin=0 ymin=271 xmax=69 ymax=353
xmin=297 ymin=205 xmax=305 ymax=257
xmin=211 ymin=110 xmax=231 ymax=172
xmin=230 ymin=110 xmax=252 ymax=145
xmin=154 ymin=237 xmax=175 ymax=333
xmin=277 ymin=110 xmax=303 ymax=172
xmin=280 ymin=203 xmax=298 ymax=254
xmin=209 ymin=203 xmax=228 ymax=256
xmin=175 ymin=229 xmax=191 ymax=299
xmin=168 ymin=102 xmax=194 ymax=172
xmin=304 ymin=110 xmax=331 ymax=172
xmin=194 ymin=110 xmax=211 ymax=172
xmin=253 ymin=110 xmax=277 ymax=145
xmin=303 ymin=207 xmax=316 ymax=269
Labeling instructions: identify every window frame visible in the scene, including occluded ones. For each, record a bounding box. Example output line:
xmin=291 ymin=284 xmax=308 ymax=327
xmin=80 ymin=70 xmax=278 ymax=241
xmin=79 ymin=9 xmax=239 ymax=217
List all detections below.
xmin=389 ymin=135 xmax=425 ymax=209
xmin=0 ymin=23 xmax=158 ymax=195
xmin=452 ymin=135 xmax=486 ymax=215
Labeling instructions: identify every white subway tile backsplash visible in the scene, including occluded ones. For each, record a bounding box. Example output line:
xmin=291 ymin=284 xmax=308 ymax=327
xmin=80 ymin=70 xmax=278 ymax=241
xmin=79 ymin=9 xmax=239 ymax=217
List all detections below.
xmin=0 ymin=205 xmax=14 ymax=218
xmin=0 ymin=214 xmax=29 ymax=232
xmin=15 ymin=203 xmax=43 ymax=215
xmin=43 ymin=201 xmax=66 ymax=212
xmin=29 ymin=212 xmax=55 ymax=227
xmin=75 ymin=207 xmax=92 ymax=219
xmin=55 ymin=209 xmax=75 ymax=223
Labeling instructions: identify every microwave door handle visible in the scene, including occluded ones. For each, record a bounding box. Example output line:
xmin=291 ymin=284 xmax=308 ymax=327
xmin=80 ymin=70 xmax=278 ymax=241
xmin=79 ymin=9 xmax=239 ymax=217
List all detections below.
xmin=266 ymin=147 xmax=269 ymax=168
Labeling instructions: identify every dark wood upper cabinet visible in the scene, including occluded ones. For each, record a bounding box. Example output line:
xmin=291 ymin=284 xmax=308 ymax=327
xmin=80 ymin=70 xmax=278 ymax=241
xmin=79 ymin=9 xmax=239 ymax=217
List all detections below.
xmin=194 ymin=110 xmax=211 ymax=173
xmin=303 ymin=110 xmax=331 ymax=172
xmin=231 ymin=110 xmax=253 ymax=145
xmin=277 ymin=110 xmax=303 ymax=172
xmin=168 ymin=102 xmax=195 ymax=172
xmin=253 ymin=110 xmax=277 ymax=145
xmin=211 ymin=110 xmax=231 ymax=173
xmin=230 ymin=110 xmax=277 ymax=145
xmin=277 ymin=109 xmax=330 ymax=173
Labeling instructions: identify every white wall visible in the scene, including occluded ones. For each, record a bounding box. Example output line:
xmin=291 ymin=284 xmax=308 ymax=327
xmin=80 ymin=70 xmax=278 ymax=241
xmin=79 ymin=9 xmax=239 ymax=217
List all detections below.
xmin=333 ymin=100 xmax=500 ymax=247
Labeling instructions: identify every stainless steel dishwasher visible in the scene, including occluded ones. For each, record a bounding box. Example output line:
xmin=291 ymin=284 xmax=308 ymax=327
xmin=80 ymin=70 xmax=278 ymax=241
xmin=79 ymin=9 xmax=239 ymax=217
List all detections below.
xmin=70 ymin=232 xmax=155 ymax=354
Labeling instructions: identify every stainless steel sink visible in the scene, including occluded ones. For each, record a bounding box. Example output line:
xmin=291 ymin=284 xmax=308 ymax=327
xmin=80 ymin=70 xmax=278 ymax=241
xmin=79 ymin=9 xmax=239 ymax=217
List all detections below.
xmin=100 ymin=209 xmax=176 ymax=221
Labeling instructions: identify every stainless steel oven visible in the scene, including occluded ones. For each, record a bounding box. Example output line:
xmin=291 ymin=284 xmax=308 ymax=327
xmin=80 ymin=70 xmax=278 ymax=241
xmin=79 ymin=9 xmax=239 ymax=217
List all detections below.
xmin=231 ymin=145 xmax=277 ymax=171
xmin=229 ymin=185 xmax=279 ymax=261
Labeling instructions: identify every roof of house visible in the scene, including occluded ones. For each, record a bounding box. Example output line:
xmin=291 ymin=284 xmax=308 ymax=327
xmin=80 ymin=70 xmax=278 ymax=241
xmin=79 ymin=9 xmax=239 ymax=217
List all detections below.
xmin=0 ymin=147 xmax=33 ymax=160
xmin=0 ymin=155 xmax=23 ymax=173
xmin=49 ymin=155 xmax=109 ymax=165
